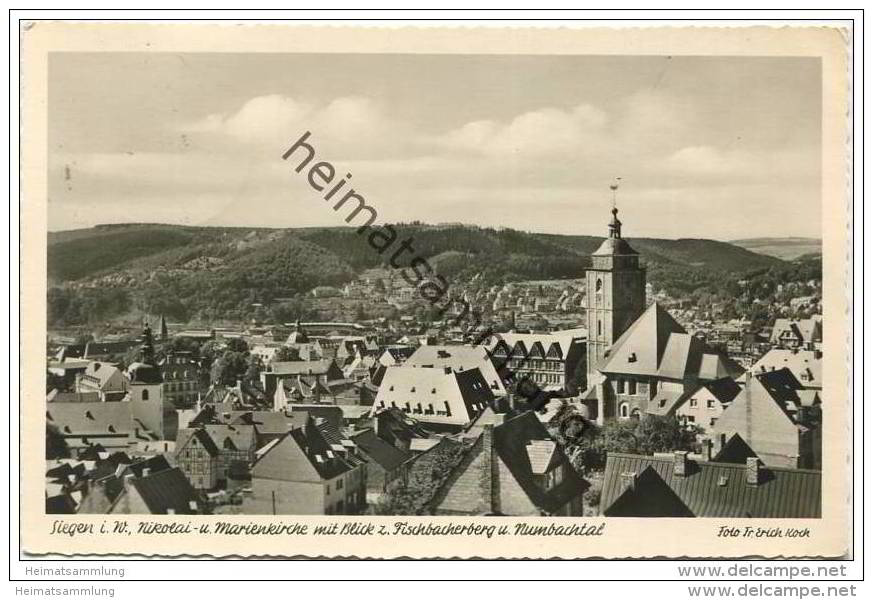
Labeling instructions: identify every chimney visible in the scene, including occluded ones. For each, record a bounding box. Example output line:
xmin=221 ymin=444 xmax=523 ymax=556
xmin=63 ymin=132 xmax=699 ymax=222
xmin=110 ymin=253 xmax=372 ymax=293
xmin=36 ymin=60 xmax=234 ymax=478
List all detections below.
xmin=673 ymin=450 xmax=690 ymax=477
xmin=481 ymin=424 xmax=499 ymax=514
xmin=700 ymin=438 xmax=713 ymax=462
xmin=746 ymin=457 xmax=761 ymax=485
xmin=142 ymin=468 xmax=150 ymax=478
xmin=620 ymin=471 xmax=636 ymax=491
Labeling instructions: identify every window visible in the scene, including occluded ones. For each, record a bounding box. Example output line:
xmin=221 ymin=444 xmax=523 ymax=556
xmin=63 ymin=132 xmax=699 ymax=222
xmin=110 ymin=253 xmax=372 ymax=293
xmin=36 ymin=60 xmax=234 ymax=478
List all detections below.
xmin=628 ymin=380 xmax=637 ymax=395
xmin=597 ymin=320 xmax=602 ymax=337
xmin=690 ymin=399 xmax=698 ymax=408
xmin=596 ymin=278 xmax=602 ymax=292
xmin=337 ymin=479 xmax=343 ymax=490
xmin=142 ymin=389 xmax=149 ymax=401
xmin=619 ymin=402 xmax=629 ymax=419
xmin=707 ymin=400 xmax=716 ymax=409
xmin=616 ymin=379 xmax=625 ymax=394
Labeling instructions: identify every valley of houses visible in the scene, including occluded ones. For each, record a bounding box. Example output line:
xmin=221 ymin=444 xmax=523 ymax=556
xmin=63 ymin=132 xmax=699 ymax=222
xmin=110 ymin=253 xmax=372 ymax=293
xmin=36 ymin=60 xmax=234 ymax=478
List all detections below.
xmin=45 ymin=207 xmax=824 ymax=518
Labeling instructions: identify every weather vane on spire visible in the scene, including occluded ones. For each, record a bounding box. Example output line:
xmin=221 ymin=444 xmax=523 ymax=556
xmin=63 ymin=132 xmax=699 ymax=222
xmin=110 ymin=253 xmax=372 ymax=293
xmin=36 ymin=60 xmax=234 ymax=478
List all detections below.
xmin=609 ymin=177 xmax=622 ymax=212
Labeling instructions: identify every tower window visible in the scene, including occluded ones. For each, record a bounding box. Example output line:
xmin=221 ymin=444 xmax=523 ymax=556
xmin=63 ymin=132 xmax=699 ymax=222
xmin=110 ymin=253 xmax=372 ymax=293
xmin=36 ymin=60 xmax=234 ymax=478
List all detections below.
xmin=142 ymin=389 xmax=149 ymax=401
xmin=596 ymin=278 xmax=602 ymax=292
xmin=597 ymin=320 xmax=602 ymax=337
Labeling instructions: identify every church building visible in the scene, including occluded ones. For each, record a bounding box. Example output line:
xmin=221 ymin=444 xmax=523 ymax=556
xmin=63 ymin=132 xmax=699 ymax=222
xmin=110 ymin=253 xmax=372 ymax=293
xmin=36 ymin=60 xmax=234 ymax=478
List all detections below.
xmin=585 ymin=202 xmax=647 ymax=388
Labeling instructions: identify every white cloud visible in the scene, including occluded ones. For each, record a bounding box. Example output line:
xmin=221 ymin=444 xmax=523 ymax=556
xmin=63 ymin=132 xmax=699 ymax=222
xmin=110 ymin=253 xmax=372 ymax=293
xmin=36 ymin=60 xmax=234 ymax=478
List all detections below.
xmin=433 ymin=103 xmax=608 ymax=157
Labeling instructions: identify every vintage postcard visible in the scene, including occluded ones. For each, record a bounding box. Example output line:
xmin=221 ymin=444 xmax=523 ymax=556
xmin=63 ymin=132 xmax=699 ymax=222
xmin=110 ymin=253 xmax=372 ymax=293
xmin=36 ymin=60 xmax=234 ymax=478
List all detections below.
xmin=19 ymin=22 xmax=852 ymax=559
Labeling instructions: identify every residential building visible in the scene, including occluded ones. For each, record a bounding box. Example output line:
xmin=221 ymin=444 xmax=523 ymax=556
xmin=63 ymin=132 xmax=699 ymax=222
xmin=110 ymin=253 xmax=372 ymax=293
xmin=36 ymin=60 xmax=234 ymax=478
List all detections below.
xmin=174 ymin=428 xmax=221 ymax=490
xmin=160 ymin=350 xmax=200 ymax=408
xmin=246 ymin=417 xmax=367 ymax=515
xmin=599 ymin=452 xmax=820 ymax=518
xmin=750 ymin=348 xmax=823 ymax=391
xmin=430 ymin=411 xmax=589 ymax=516
xmin=486 ymin=331 xmax=585 ymax=393
xmin=371 ymin=366 xmax=496 ymax=431
xmin=770 ymin=317 xmax=822 ymax=350
xmin=712 ymin=369 xmax=822 ymax=469
xmin=405 ymin=344 xmax=508 ymax=395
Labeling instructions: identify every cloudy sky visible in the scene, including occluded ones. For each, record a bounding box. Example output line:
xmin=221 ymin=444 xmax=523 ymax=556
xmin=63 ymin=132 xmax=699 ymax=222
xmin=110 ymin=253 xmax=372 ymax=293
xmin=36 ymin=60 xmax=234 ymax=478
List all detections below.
xmin=48 ymin=53 xmax=821 ymax=240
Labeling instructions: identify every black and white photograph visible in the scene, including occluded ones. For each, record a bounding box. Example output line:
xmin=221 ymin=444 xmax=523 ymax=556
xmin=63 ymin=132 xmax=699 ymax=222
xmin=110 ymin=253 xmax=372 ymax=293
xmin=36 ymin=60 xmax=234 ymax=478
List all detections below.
xmin=18 ymin=19 xmax=854 ymax=564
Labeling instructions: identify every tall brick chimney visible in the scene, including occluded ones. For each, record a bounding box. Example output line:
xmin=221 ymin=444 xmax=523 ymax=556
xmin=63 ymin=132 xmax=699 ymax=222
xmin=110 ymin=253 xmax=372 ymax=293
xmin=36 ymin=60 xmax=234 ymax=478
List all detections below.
xmin=480 ymin=424 xmax=500 ymax=514
xmin=746 ymin=457 xmax=761 ymax=485
xmin=700 ymin=438 xmax=713 ymax=462
xmin=673 ymin=450 xmax=690 ymax=477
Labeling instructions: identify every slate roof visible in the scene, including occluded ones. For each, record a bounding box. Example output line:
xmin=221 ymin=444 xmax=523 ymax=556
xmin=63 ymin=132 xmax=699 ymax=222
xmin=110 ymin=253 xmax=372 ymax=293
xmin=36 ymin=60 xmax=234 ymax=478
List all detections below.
xmin=598 ymin=303 xmax=744 ymax=381
xmin=269 ymin=359 xmax=336 ymax=377
xmin=600 ymin=452 xmax=821 ymax=518
xmin=175 ymin=428 xmax=221 ymax=457
xmin=126 ymin=361 xmax=164 ymax=385
xmin=251 ymin=418 xmax=355 ymax=482
xmin=46 ymin=401 xmax=134 ymax=445
xmin=488 ymin=412 xmax=589 ymax=514
xmin=592 ymin=236 xmax=639 ymax=256
xmin=750 ymin=349 xmax=823 ymax=389
xmin=349 ymin=428 xmax=412 ymax=472
xmin=202 ymin=423 xmax=257 ymax=453
xmin=126 ymin=468 xmax=199 ymax=514
xmin=770 ymin=318 xmax=822 ymax=345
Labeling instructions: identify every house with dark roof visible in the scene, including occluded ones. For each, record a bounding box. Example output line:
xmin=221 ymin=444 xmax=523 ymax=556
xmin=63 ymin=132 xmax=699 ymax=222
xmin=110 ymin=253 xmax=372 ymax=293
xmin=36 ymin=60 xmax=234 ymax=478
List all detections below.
xmin=108 ymin=468 xmax=201 ymax=515
xmin=349 ymin=425 xmax=414 ymax=496
xmin=246 ymin=416 xmax=366 ymax=515
xmin=770 ymin=317 xmax=822 ymax=350
xmin=429 ymin=411 xmax=589 ymax=516
xmin=200 ymin=423 xmax=258 ymax=483
xmin=750 ymin=348 xmax=823 ymax=391
xmin=599 ymin=452 xmax=821 ymax=518
xmin=586 ymin=302 xmax=744 ymax=424
xmin=174 ymin=428 xmax=221 ymax=489
xmin=713 ymin=369 xmax=822 ymax=469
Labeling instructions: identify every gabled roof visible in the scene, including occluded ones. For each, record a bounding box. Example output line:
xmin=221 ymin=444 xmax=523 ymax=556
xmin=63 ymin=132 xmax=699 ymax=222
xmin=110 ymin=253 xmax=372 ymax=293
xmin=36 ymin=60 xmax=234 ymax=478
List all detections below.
xmin=126 ymin=468 xmax=199 ymax=514
xmin=46 ymin=402 xmax=133 ymax=442
xmin=598 ymin=303 xmax=743 ymax=381
xmin=175 ymin=428 xmax=221 ymax=457
xmin=268 ymin=359 xmax=337 ymax=377
xmin=750 ymin=349 xmax=822 ymax=389
xmin=82 ymin=361 xmax=124 ymax=389
xmin=489 ymin=412 xmax=589 ymax=514
xmin=252 ymin=418 xmax=355 ymax=482
xmin=350 ymin=428 xmax=412 ymax=472
xmin=600 ymin=452 xmax=821 ymax=518
xmin=372 ymin=366 xmax=496 ymax=426
xmin=406 ymin=345 xmax=506 ymax=393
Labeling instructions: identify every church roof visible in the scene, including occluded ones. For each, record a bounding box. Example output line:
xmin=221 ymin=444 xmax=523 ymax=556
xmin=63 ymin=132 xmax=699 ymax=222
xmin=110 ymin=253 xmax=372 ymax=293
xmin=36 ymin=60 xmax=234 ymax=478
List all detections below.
xmin=597 ymin=303 xmax=743 ymax=381
xmin=126 ymin=362 xmax=163 ymax=385
xmin=592 ymin=236 xmax=639 ymax=256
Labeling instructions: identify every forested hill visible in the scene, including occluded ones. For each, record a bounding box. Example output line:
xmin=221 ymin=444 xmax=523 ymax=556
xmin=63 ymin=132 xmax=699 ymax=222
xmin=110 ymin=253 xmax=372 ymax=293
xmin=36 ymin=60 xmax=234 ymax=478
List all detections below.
xmin=47 ymin=222 xmax=787 ymax=325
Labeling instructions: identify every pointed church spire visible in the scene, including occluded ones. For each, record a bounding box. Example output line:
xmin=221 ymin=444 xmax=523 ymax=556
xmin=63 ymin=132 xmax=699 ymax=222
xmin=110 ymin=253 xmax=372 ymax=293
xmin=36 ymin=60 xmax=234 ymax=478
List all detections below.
xmin=140 ymin=324 xmax=156 ymax=365
xmin=159 ymin=315 xmax=168 ymax=341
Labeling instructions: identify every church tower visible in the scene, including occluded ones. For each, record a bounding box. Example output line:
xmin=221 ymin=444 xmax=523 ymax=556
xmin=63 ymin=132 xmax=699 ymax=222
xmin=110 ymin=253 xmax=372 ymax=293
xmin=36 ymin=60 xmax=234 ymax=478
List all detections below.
xmin=585 ymin=183 xmax=646 ymax=387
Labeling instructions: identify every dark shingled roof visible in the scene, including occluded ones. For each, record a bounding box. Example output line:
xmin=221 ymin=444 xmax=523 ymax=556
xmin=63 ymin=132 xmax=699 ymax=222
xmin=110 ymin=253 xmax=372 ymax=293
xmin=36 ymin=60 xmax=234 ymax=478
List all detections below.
xmin=600 ymin=452 xmax=821 ymax=518
xmin=490 ymin=412 xmax=589 ymax=514
xmin=127 ymin=468 xmax=199 ymax=514
xmin=350 ymin=428 xmax=411 ymax=472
